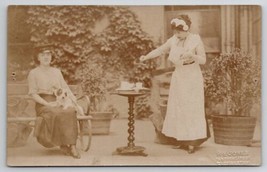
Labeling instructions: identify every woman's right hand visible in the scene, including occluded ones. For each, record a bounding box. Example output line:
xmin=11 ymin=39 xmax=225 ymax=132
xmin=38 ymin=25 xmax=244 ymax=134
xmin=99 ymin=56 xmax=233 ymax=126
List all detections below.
xmin=139 ymin=55 xmax=147 ymax=62
xmin=46 ymin=101 xmax=59 ymax=107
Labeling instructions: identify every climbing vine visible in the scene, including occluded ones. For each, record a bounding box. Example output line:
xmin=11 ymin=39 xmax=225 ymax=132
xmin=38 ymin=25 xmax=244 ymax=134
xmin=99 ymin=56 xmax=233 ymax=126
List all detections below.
xmin=27 ymin=6 xmax=156 ymax=87
xmin=27 ymin=6 xmax=156 ymax=116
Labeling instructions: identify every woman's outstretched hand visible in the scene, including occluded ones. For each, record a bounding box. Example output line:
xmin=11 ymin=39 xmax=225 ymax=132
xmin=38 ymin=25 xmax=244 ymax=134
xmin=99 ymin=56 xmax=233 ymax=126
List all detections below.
xmin=139 ymin=55 xmax=147 ymax=62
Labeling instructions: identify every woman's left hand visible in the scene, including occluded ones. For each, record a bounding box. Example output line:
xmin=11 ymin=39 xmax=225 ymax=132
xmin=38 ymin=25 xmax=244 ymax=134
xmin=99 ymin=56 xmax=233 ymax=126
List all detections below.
xmin=181 ymin=51 xmax=194 ymax=61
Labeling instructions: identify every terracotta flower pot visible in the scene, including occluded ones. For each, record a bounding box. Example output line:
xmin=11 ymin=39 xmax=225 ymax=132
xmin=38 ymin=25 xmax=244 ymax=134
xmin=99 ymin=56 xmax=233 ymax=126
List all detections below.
xmin=159 ymin=98 xmax=168 ymax=119
xmin=90 ymin=112 xmax=114 ymax=135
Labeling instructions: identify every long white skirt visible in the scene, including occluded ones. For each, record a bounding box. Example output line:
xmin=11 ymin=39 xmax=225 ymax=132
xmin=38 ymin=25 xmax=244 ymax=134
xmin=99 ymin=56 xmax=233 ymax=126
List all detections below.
xmin=162 ymin=63 xmax=207 ymax=141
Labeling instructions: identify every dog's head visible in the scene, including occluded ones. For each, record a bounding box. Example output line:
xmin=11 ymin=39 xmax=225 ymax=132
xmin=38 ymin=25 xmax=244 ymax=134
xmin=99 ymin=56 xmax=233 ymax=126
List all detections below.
xmin=54 ymin=88 xmax=68 ymax=101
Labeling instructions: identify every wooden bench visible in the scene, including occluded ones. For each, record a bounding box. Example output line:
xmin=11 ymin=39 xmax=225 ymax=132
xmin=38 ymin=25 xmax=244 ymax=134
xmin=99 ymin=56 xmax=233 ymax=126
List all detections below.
xmin=7 ymin=83 xmax=92 ymax=152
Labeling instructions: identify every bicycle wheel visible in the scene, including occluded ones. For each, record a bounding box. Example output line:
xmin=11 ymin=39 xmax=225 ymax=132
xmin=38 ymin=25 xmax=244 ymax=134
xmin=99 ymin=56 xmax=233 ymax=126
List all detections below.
xmin=77 ymin=118 xmax=92 ymax=152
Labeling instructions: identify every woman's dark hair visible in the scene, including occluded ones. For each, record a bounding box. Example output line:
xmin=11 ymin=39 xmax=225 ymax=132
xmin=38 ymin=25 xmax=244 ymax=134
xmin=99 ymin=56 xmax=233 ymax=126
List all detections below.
xmin=171 ymin=14 xmax=192 ymax=31
xmin=32 ymin=43 xmax=55 ymax=65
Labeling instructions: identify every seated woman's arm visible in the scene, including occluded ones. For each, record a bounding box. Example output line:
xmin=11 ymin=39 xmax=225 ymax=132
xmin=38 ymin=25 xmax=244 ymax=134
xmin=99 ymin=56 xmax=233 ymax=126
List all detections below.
xmin=30 ymin=94 xmax=58 ymax=107
xmin=58 ymin=69 xmax=77 ymax=102
xmin=28 ymin=70 xmax=57 ymax=107
xmin=31 ymin=94 xmax=50 ymax=106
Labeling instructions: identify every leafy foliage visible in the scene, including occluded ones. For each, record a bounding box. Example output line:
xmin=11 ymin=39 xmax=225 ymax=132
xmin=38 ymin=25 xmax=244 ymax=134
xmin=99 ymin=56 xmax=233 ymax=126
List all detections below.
xmin=135 ymin=94 xmax=153 ymax=119
xmin=93 ymin=7 xmax=156 ymax=87
xmin=27 ymin=6 xmax=113 ymax=83
xmin=27 ymin=6 xmax=156 ymax=114
xmin=27 ymin=6 xmax=156 ymax=84
xmin=75 ymin=62 xmax=107 ymax=111
xmin=204 ymin=49 xmax=261 ymax=116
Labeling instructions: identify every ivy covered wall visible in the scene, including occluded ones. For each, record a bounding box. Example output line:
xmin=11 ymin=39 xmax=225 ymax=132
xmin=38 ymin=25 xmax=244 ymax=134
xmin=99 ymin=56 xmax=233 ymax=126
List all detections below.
xmin=8 ymin=6 xmax=160 ymax=118
xmin=8 ymin=6 xmax=160 ymax=86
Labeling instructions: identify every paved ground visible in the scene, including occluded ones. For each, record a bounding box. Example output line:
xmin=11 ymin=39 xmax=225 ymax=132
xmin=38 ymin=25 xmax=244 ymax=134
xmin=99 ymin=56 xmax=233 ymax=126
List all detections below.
xmin=6 ymin=118 xmax=261 ymax=166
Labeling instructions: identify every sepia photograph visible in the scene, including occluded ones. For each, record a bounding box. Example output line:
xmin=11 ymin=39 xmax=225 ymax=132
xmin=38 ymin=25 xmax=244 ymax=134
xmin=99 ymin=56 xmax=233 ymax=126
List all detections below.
xmin=6 ymin=5 xmax=261 ymax=166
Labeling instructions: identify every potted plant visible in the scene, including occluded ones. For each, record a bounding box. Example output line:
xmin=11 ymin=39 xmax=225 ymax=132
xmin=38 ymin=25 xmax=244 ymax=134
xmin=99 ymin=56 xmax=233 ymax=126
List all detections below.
xmin=205 ymin=48 xmax=261 ymax=146
xmin=76 ymin=62 xmax=115 ymax=135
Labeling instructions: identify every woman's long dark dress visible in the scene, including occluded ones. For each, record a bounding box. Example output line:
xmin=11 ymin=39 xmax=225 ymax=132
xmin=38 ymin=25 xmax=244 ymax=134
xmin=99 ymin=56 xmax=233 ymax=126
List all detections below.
xmin=28 ymin=66 xmax=78 ymax=148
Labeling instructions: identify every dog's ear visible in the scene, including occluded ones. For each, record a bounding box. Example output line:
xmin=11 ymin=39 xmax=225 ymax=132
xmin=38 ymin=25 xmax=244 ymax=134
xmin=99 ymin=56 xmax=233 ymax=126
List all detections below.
xmin=53 ymin=89 xmax=57 ymax=96
xmin=54 ymin=88 xmax=63 ymax=96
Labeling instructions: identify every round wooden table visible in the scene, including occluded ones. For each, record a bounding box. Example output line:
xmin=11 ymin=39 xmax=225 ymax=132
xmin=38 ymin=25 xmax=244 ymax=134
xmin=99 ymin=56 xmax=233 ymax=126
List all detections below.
xmin=112 ymin=90 xmax=149 ymax=156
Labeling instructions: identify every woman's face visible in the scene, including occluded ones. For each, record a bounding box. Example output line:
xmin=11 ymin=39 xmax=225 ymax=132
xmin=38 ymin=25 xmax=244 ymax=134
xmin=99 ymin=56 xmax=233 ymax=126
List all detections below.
xmin=173 ymin=30 xmax=189 ymax=40
xmin=38 ymin=50 xmax=52 ymax=66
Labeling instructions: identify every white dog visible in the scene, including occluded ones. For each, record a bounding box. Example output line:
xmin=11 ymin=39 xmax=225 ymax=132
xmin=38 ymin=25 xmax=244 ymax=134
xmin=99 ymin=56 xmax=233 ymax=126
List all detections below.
xmin=54 ymin=88 xmax=85 ymax=116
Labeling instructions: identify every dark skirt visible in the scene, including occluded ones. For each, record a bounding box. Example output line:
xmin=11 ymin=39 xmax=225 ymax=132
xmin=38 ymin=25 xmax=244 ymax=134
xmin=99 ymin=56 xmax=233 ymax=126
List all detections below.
xmin=35 ymin=94 xmax=78 ymax=148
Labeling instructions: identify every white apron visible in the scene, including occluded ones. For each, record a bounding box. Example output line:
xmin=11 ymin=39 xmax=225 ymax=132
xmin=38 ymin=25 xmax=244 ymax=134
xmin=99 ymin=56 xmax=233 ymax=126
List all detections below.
xmin=162 ymin=34 xmax=207 ymax=140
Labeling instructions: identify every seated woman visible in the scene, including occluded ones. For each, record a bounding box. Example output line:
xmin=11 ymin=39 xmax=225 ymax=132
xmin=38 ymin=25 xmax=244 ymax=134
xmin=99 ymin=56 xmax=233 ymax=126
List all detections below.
xmin=27 ymin=43 xmax=80 ymax=159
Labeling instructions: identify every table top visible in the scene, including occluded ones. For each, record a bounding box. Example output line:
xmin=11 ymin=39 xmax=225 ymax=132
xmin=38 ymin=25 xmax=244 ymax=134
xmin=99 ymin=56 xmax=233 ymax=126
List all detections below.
xmin=112 ymin=89 xmax=149 ymax=97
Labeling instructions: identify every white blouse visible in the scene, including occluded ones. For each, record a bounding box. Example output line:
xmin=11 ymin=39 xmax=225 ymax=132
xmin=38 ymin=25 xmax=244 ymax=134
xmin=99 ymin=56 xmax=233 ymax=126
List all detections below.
xmin=27 ymin=66 xmax=74 ymax=99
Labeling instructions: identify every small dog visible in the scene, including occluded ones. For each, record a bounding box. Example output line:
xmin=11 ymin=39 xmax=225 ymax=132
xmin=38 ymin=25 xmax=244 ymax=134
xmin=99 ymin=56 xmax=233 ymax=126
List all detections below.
xmin=54 ymin=88 xmax=85 ymax=116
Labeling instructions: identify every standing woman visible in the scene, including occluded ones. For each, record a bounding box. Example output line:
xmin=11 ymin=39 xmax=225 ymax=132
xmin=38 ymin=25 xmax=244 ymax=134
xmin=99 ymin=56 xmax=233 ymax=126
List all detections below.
xmin=140 ymin=15 xmax=210 ymax=153
xmin=27 ymin=44 xmax=81 ymax=158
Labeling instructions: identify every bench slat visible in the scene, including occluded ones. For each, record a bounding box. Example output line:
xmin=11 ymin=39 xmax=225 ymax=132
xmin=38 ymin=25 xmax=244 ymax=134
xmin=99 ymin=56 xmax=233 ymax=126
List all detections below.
xmin=8 ymin=84 xmax=80 ymax=95
xmin=7 ymin=116 xmax=92 ymax=123
xmin=77 ymin=115 xmax=93 ymax=120
xmin=7 ymin=117 xmax=36 ymax=122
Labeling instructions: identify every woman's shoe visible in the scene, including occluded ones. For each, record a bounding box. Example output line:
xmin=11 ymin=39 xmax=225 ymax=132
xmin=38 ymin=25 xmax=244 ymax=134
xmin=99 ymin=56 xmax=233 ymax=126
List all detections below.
xmin=187 ymin=145 xmax=195 ymax=154
xmin=70 ymin=146 xmax=81 ymax=159
xmin=172 ymin=145 xmax=188 ymax=150
xmin=60 ymin=145 xmax=70 ymax=155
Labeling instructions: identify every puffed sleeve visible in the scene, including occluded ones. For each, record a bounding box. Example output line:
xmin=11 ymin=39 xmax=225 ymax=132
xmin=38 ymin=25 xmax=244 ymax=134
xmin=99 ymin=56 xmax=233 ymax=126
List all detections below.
xmin=194 ymin=35 xmax=206 ymax=65
xmin=146 ymin=36 xmax=173 ymax=59
xmin=27 ymin=70 xmax=38 ymax=95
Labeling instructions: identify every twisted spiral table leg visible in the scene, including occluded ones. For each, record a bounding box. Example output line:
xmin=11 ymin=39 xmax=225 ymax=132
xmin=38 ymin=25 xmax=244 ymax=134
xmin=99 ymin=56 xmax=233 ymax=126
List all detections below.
xmin=127 ymin=96 xmax=135 ymax=148
xmin=114 ymin=95 xmax=147 ymax=156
